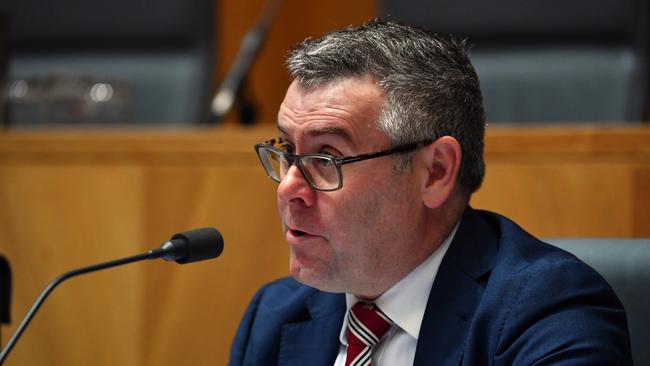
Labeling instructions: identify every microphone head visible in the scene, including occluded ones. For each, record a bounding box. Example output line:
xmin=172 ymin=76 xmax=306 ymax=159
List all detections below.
xmin=165 ymin=227 xmax=224 ymax=264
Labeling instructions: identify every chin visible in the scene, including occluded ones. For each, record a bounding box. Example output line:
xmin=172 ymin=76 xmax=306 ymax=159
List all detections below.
xmin=291 ymin=266 xmax=341 ymax=293
xmin=291 ymin=266 xmax=318 ymax=285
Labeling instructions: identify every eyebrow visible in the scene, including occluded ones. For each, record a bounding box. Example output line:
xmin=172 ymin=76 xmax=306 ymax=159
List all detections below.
xmin=277 ymin=125 xmax=353 ymax=144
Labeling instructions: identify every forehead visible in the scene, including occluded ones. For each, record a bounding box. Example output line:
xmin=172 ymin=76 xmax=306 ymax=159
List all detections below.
xmin=277 ymin=77 xmax=387 ymax=148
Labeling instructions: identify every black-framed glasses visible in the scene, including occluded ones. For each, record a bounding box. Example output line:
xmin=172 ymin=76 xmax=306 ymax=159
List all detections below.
xmin=254 ymin=137 xmax=433 ymax=191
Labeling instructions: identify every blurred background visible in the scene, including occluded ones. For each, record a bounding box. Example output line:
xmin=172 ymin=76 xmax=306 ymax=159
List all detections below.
xmin=1 ymin=0 xmax=648 ymax=127
xmin=0 ymin=0 xmax=649 ymax=365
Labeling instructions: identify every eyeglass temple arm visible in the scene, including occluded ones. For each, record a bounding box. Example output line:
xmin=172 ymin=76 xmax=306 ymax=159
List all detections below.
xmin=339 ymin=140 xmax=432 ymax=165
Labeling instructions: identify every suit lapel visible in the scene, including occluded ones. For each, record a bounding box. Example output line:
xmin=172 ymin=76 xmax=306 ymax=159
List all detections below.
xmin=414 ymin=208 xmax=498 ymax=366
xmin=278 ymin=291 xmax=346 ymax=366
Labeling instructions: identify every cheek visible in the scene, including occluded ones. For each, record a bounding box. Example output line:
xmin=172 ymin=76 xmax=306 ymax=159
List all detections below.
xmin=339 ymin=175 xmax=419 ymax=245
xmin=328 ymin=184 xmax=389 ymax=246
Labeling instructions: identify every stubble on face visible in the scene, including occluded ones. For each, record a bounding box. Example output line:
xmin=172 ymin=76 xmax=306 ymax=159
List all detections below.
xmin=277 ymin=77 xmax=426 ymax=299
xmin=289 ymin=166 xmax=422 ymax=298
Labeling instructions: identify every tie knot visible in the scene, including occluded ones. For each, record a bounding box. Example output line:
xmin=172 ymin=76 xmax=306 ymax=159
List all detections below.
xmin=347 ymin=302 xmax=392 ymax=347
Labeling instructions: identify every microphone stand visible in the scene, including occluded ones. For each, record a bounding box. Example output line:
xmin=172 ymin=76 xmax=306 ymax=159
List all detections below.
xmin=210 ymin=0 xmax=284 ymax=124
xmin=0 ymin=227 xmax=223 ymax=365
xmin=0 ymin=248 xmax=169 ymax=364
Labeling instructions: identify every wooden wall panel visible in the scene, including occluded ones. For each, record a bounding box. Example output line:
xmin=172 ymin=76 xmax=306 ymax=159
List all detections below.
xmin=472 ymin=126 xmax=650 ymax=237
xmin=632 ymin=167 xmax=650 ymax=236
xmin=0 ymin=165 xmax=146 ymax=365
xmin=474 ymin=163 xmax=636 ymax=236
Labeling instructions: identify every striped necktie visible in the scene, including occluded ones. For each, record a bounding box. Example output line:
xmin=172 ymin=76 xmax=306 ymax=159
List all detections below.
xmin=345 ymin=302 xmax=393 ymax=366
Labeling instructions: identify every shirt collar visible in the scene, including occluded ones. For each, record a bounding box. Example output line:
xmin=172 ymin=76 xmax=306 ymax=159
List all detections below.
xmin=339 ymin=222 xmax=459 ymax=343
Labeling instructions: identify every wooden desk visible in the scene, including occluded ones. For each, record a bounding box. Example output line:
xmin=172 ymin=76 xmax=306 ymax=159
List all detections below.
xmin=0 ymin=125 xmax=648 ymax=365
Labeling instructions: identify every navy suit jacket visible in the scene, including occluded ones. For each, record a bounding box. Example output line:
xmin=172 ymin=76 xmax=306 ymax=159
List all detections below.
xmin=229 ymin=208 xmax=632 ymax=365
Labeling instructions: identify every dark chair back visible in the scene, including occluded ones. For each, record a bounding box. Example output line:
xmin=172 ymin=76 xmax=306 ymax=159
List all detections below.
xmin=546 ymin=238 xmax=650 ymax=366
xmin=0 ymin=0 xmax=214 ymax=125
xmin=379 ymin=0 xmax=649 ymax=123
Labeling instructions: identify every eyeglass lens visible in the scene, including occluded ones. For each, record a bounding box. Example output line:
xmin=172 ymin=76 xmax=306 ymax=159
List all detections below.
xmin=259 ymin=148 xmax=284 ymax=182
xmin=300 ymin=156 xmax=339 ymax=189
xmin=259 ymin=148 xmax=340 ymax=190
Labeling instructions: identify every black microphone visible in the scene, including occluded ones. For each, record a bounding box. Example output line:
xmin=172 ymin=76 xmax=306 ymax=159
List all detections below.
xmin=0 ymin=227 xmax=224 ymax=365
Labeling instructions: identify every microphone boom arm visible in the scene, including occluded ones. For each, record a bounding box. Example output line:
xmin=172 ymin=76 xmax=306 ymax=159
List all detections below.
xmin=0 ymin=249 xmax=164 ymax=364
xmin=0 ymin=227 xmax=223 ymax=365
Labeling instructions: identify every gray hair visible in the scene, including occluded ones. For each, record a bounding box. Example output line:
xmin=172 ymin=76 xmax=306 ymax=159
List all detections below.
xmin=286 ymin=19 xmax=486 ymax=193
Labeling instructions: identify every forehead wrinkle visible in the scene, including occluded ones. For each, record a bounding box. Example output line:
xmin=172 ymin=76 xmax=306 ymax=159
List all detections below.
xmin=277 ymin=123 xmax=354 ymax=146
xmin=277 ymin=104 xmax=357 ymax=145
xmin=279 ymin=101 xmax=355 ymax=124
xmin=277 ymin=77 xmax=384 ymax=149
xmin=310 ymin=126 xmax=354 ymax=145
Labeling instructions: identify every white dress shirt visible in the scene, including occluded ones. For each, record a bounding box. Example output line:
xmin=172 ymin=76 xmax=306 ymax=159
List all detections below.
xmin=333 ymin=224 xmax=458 ymax=366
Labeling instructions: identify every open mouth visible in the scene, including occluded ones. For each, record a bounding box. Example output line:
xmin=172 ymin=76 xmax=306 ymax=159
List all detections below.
xmin=290 ymin=229 xmax=307 ymax=237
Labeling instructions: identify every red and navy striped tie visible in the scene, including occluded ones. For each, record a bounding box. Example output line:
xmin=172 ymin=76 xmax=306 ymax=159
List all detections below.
xmin=345 ymin=302 xmax=393 ymax=366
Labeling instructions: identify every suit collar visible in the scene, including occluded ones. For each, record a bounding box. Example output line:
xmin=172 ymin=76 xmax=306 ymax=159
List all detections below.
xmin=445 ymin=206 xmax=498 ymax=280
xmin=278 ymin=290 xmax=345 ymax=366
xmin=414 ymin=207 xmax=498 ymax=365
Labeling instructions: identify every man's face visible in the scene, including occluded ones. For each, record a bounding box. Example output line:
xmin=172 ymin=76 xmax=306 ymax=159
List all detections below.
xmin=276 ymin=77 xmax=426 ymax=298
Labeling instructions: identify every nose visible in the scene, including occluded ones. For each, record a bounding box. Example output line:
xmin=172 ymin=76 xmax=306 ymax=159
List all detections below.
xmin=277 ymin=164 xmax=316 ymax=207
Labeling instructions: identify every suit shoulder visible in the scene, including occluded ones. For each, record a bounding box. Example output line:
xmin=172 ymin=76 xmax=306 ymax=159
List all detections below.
xmin=469 ymin=211 xmax=631 ymax=364
xmin=476 ymin=209 xmax=600 ymax=275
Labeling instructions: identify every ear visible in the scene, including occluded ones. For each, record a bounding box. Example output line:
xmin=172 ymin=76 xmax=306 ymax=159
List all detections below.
xmin=418 ymin=136 xmax=462 ymax=209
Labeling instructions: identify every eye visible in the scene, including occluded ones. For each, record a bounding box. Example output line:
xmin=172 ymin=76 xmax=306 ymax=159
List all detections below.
xmin=315 ymin=157 xmax=335 ymax=167
xmin=319 ymin=145 xmax=342 ymax=158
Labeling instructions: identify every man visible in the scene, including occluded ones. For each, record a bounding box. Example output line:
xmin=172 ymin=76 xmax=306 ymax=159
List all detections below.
xmin=229 ymin=20 xmax=632 ymax=365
